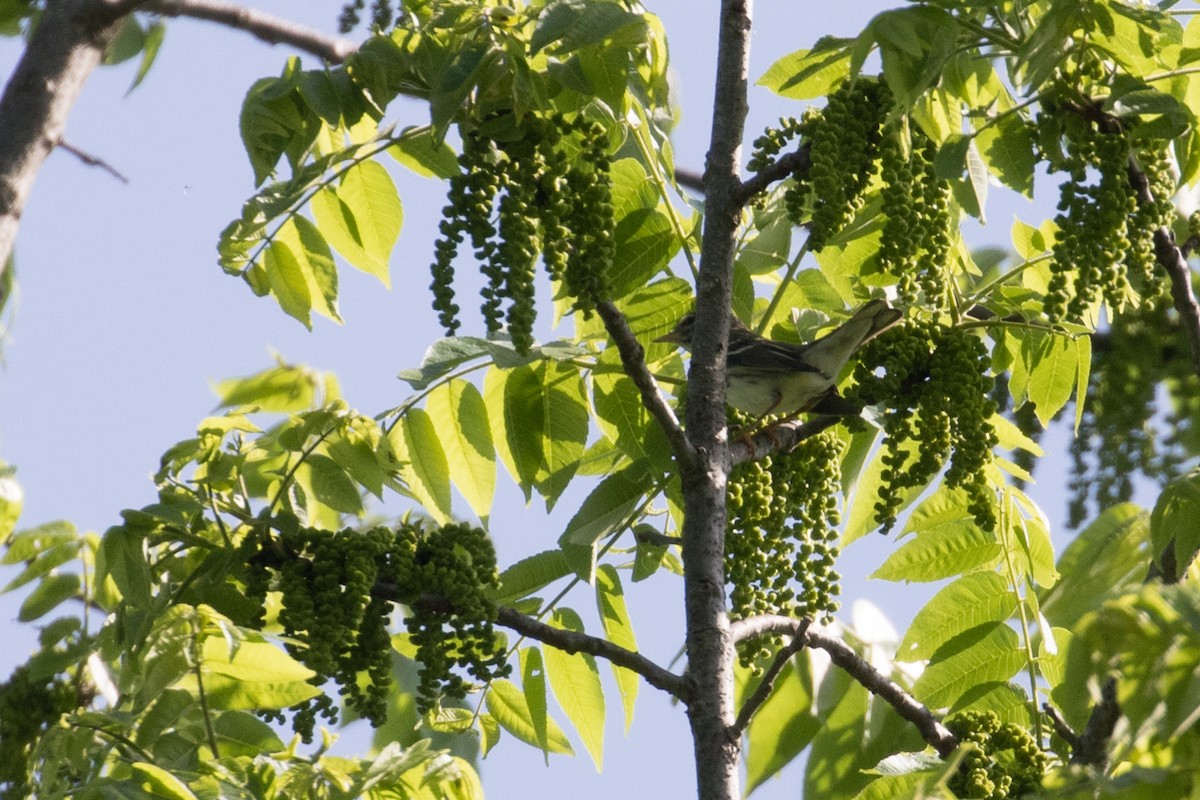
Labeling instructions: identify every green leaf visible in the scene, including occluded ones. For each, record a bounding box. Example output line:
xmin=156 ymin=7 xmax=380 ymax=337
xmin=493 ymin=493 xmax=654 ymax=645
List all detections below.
xmin=745 ymin=656 xmax=820 ymax=794
xmin=430 ymin=43 xmax=492 ymax=141
xmin=398 ymin=336 xmax=492 ymax=389
xmin=545 ymin=609 xmax=605 ymax=771
xmin=275 ymin=216 xmax=341 ymax=324
xmin=520 ymin=647 xmax=550 ymax=762
xmin=297 ymin=453 xmax=364 ymax=516
xmin=911 ymin=622 xmax=1024 ymax=710
xmin=176 ymin=636 xmax=320 ymax=710
xmin=872 ymin=489 xmax=1002 ymax=582
xmin=426 ymin=380 xmax=495 ymax=524
xmin=394 ymin=408 xmax=452 ymax=523
xmin=493 ymin=549 xmax=571 ymax=605
xmin=485 ymin=679 xmax=573 ymax=755
xmin=485 ymin=362 xmax=589 ymax=509
xmin=1040 ymin=504 xmax=1149 ymax=629
xmin=103 ymin=16 xmax=145 ymax=66
xmin=897 ymin=572 xmax=1016 ymax=662
xmin=595 ymin=566 xmax=638 ymax=732
xmin=97 ymin=528 xmax=152 ymax=608
xmin=531 ymin=1 xmax=646 ymax=54
xmin=974 ymin=112 xmax=1036 ymax=198
xmin=388 ymin=125 xmax=459 ymax=179
xmin=310 ymin=159 xmax=400 ymax=287
xmin=1010 ymin=217 xmax=1049 ymax=262
xmin=212 ymin=362 xmax=318 ymax=412
xmin=240 ymin=76 xmax=310 ymax=186
xmin=129 ymin=763 xmax=198 ymax=800
xmin=128 ymin=20 xmax=165 ymax=93
xmin=871 ymin=7 xmax=958 ymax=109
xmin=757 ymin=37 xmax=853 ymax=100
xmin=591 ymin=348 xmax=672 ymax=471
xmin=805 ymin=673 xmax=869 ymax=799
xmin=263 ymin=237 xmax=314 ymax=328
xmin=18 ymin=572 xmax=79 ymax=622
xmin=212 ymin=710 xmax=286 ymax=756
xmin=562 ymin=461 xmax=649 ymax=547
xmin=1150 ymin=470 xmax=1200 ymax=579
xmin=1007 ymin=329 xmax=1081 ymax=428
xmin=0 ymin=472 xmax=21 ymax=543
xmin=843 ymin=435 xmax=927 ymax=545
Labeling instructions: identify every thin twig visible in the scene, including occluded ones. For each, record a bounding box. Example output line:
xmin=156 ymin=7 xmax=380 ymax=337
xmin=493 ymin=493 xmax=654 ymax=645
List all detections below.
xmin=731 ymin=619 xmax=810 ymax=737
xmin=1042 ymin=703 xmax=1079 ymax=747
xmin=143 ymin=0 xmax=358 ymax=63
xmin=730 ymin=615 xmax=958 ymax=757
xmin=736 ymin=146 xmax=811 ymax=206
xmin=57 ymin=140 xmax=129 ymax=183
xmin=595 ymin=299 xmax=695 ymax=468
xmin=675 ymin=167 xmax=705 ymax=194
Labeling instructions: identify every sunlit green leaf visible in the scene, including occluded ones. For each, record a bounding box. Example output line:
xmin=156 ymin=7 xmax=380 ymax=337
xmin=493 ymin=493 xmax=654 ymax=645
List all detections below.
xmin=426 ymin=380 xmax=495 ymax=523
xmin=485 ymin=679 xmax=573 ymax=755
xmin=595 ymin=566 xmax=638 ymax=732
xmin=545 ymin=608 xmax=605 ymax=771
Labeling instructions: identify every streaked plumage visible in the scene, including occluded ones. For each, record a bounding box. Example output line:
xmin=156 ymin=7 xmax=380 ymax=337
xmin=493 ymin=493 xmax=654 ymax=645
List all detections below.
xmin=657 ymin=300 xmax=902 ymax=416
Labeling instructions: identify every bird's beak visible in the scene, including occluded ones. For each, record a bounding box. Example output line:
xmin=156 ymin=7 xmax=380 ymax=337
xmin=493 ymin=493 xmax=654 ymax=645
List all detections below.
xmin=655 ymin=329 xmax=683 ymax=344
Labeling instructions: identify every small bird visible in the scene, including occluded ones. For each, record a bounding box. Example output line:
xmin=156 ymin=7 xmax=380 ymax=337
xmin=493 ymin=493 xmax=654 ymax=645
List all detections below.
xmin=656 ymin=299 xmax=902 ymax=416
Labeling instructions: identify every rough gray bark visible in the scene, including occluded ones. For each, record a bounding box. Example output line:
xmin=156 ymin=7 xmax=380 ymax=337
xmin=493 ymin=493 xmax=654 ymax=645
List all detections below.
xmin=0 ymin=0 xmax=130 ymax=284
xmin=681 ymin=1 xmax=753 ymax=798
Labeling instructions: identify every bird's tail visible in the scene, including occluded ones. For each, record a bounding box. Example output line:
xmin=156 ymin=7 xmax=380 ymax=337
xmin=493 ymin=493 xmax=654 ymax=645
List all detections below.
xmin=802 ymin=299 xmax=903 ymax=377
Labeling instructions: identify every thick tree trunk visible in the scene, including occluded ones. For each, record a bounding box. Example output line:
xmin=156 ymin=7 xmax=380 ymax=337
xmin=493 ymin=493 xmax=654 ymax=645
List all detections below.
xmin=0 ymin=0 xmax=130 ymax=279
xmin=682 ymin=1 xmax=753 ymax=798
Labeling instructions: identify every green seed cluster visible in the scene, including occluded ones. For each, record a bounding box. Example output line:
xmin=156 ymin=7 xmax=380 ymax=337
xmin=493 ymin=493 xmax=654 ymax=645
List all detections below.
xmin=429 ymin=114 xmax=614 ymax=354
xmin=402 ymin=522 xmax=509 ymax=714
xmin=849 ymin=322 xmax=998 ymax=532
xmin=247 ymin=521 xmax=507 ymax=739
xmin=1039 ymin=106 xmax=1176 ymax=322
xmin=337 ymin=0 xmax=395 ymax=32
xmin=1067 ymin=297 xmax=1191 ymax=526
xmin=726 ymin=425 xmax=844 ymax=668
xmin=879 ymin=122 xmax=953 ymax=307
xmin=747 ymin=116 xmax=804 ymax=175
xmin=0 ymin=666 xmax=77 ymax=800
xmin=946 ymin=710 xmax=1046 ymax=799
xmin=799 ymin=77 xmax=892 ymax=251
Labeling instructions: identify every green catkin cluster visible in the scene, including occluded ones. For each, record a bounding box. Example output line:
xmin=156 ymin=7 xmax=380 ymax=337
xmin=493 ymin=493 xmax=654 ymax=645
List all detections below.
xmin=428 ymin=114 xmax=614 ymax=354
xmin=726 ymin=426 xmax=844 ymax=668
xmin=878 ymin=122 xmax=954 ymax=307
xmin=946 ymin=710 xmax=1046 ymax=799
xmin=1039 ymin=104 xmax=1176 ymax=322
xmin=248 ymin=522 xmax=507 ymax=739
xmin=849 ymin=322 xmax=998 ymax=532
xmin=403 ymin=522 xmax=509 ymax=713
xmin=337 ymin=0 xmax=395 ymax=32
xmin=1067 ymin=298 xmax=1192 ymax=526
xmin=0 ymin=667 xmax=78 ymax=800
xmin=801 ymin=77 xmax=892 ymax=251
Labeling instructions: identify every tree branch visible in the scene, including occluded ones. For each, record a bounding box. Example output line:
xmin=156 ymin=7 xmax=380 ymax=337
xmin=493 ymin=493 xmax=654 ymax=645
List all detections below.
xmin=144 ymin=0 xmax=358 ymax=63
xmin=682 ymin=1 xmax=755 ymax=797
xmin=729 ymin=413 xmax=841 ymax=465
xmin=595 ymin=299 xmax=696 ymax=469
xmin=730 ymin=619 xmax=809 ymax=738
xmin=1072 ymin=676 xmax=1119 ymax=768
xmin=730 ymin=615 xmax=958 ymax=757
xmin=0 ymin=0 xmax=130 ymax=279
xmin=1125 ymin=158 xmax=1200 ymax=379
xmin=495 ymin=606 xmax=689 ymax=701
xmin=735 ymin=145 xmax=811 ymax=206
